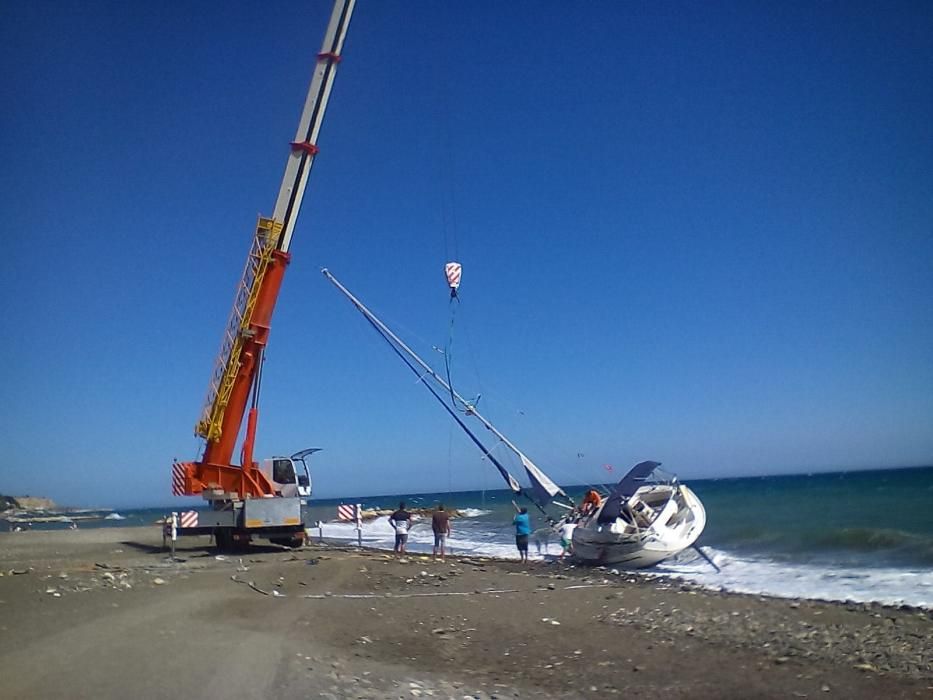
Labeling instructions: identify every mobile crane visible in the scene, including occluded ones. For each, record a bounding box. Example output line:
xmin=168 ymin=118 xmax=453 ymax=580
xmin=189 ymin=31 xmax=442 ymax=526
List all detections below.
xmin=171 ymin=0 xmax=354 ymax=549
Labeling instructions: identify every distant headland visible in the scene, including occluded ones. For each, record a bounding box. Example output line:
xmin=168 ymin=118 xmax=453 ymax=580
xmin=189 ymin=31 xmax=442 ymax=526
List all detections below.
xmin=1 ymin=494 xmax=58 ymax=513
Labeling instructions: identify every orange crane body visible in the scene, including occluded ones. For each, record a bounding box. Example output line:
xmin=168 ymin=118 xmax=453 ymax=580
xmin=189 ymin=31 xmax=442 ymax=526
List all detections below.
xmin=170 ymin=1 xmax=354 ymax=548
xmin=202 ymin=250 xmax=291 ymax=482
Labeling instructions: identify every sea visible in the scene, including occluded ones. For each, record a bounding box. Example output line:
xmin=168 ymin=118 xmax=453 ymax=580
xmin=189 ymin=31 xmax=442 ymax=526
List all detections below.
xmin=5 ymin=466 xmax=932 ymax=610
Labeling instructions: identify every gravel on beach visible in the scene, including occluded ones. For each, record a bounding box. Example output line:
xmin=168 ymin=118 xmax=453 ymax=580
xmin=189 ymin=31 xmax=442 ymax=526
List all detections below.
xmin=1 ymin=527 xmax=930 ymax=699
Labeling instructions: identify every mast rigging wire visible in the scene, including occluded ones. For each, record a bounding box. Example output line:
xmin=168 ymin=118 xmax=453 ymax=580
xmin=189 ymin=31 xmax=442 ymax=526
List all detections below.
xmin=359 ymin=311 xmax=551 ymax=518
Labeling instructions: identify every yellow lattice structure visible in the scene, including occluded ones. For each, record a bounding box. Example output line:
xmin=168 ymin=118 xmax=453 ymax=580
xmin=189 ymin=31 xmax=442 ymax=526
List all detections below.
xmin=195 ymin=217 xmax=283 ymax=441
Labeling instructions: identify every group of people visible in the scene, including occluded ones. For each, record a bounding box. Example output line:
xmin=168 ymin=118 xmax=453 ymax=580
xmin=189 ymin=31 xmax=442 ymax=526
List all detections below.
xmin=387 ymin=487 xmax=606 ymax=565
xmin=514 ymin=487 xmax=604 ymax=562
xmin=388 ymin=501 xmax=452 ymax=560
xmin=512 ymin=505 xmax=578 ymax=562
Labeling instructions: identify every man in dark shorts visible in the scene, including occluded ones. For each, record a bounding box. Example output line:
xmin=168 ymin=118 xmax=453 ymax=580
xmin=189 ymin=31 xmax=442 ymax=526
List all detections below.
xmin=431 ymin=504 xmax=451 ymax=561
xmin=513 ymin=505 xmax=531 ymax=563
xmin=389 ymin=501 xmax=411 ymax=554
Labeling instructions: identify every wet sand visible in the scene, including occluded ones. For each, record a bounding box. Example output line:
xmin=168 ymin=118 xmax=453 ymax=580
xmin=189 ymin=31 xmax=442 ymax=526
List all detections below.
xmin=0 ymin=527 xmax=930 ymax=699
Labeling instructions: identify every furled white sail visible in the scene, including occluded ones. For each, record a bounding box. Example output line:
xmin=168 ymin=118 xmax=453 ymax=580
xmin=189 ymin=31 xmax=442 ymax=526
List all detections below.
xmin=519 ymin=452 xmax=565 ymax=506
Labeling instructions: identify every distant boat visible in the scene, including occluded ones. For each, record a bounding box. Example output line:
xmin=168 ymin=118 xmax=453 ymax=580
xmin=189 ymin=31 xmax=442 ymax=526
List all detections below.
xmin=322 ymin=269 xmax=708 ymax=569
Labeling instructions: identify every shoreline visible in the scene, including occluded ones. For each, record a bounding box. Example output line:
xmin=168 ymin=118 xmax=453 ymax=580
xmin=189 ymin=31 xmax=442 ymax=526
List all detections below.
xmin=1 ymin=527 xmax=930 ymax=698
xmin=6 ymin=520 xmax=933 ymax=613
xmin=311 ymin=535 xmax=933 ymax=617
xmin=311 ymin=529 xmax=933 ymax=614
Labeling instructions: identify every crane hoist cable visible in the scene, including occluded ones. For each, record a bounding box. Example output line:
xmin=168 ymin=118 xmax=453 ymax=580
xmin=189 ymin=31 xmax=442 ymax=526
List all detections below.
xmin=442 ymin=262 xmax=468 ymax=410
xmin=360 ymin=308 xmax=551 ymax=519
xmin=444 ymin=291 xmax=459 ymax=408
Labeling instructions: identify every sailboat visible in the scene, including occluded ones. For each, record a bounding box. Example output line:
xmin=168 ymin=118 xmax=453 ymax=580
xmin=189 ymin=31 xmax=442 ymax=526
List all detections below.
xmin=322 ymin=269 xmax=707 ymax=569
xmin=570 ymin=460 xmax=707 ymax=568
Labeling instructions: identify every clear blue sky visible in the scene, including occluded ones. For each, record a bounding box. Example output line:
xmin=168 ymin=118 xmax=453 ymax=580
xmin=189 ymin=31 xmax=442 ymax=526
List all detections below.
xmin=1 ymin=1 xmax=931 ymax=508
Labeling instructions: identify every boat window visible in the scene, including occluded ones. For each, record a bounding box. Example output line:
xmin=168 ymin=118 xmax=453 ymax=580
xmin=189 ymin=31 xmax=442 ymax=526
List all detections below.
xmin=272 ymin=459 xmax=296 ymax=485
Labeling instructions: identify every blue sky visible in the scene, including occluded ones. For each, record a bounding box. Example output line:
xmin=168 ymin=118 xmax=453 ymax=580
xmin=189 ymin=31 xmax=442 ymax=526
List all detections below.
xmin=1 ymin=1 xmax=931 ymax=508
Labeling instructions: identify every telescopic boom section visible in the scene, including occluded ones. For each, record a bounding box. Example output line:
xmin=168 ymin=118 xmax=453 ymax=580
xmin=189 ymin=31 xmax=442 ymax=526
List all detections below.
xmin=175 ymin=0 xmax=355 ymax=501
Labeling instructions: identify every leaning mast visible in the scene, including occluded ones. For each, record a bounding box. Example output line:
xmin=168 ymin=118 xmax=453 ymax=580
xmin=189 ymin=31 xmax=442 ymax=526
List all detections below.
xmin=322 ymin=268 xmax=569 ymax=507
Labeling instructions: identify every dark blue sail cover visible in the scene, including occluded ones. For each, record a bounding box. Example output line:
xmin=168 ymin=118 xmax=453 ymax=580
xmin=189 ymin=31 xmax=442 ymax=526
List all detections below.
xmin=527 ymin=477 xmax=553 ymax=508
xmin=612 ymin=461 xmax=661 ymax=499
xmin=597 ymin=461 xmax=661 ymax=524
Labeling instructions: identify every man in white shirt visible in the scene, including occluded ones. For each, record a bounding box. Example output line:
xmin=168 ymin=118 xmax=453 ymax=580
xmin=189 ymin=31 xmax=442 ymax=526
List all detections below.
xmin=559 ymin=521 xmax=576 ymax=559
xmin=389 ymin=501 xmax=411 ymax=554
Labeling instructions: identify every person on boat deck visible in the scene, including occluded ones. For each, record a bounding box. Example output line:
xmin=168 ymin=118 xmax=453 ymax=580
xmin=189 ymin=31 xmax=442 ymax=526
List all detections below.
xmin=389 ymin=501 xmax=411 ymax=555
xmin=431 ymin=503 xmax=451 ymax=561
xmin=580 ymin=489 xmax=602 ymax=516
xmin=512 ymin=505 xmax=532 ymax=563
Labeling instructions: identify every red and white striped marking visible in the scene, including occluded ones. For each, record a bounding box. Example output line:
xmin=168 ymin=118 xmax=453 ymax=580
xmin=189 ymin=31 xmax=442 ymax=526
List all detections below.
xmin=445 ymin=262 xmax=462 ymax=290
xmin=179 ymin=510 xmax=198 ymax=529
xmin=171 ymin=463 xmax=186 ymax=496
xmin=337 ymin=504 xmax=357 ymax=522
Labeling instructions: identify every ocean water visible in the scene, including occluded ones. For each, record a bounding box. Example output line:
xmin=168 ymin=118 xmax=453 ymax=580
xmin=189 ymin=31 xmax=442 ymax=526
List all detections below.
xmin=6 ymin=466 xmax=931 ymax=609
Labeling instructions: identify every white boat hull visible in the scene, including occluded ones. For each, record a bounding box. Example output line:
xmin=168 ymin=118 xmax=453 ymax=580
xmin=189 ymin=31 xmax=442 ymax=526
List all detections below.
xmin=571 ymin=484 xmax=706 ymax=569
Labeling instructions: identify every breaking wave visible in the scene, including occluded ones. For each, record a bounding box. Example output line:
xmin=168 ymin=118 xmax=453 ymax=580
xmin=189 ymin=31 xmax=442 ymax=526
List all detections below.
xmin=458 ymin=508 xmax=492 ymax=518
xmin=712 ymin=526 xmax=933 ymax=567
xmin=809 ymin=527 xmax=931 ymax=554
xmin=657 ymin=547 xmax=933 ymax=610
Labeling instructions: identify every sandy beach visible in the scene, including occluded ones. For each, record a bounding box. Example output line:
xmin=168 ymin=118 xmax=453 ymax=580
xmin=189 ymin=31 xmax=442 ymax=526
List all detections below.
xmin=0 ymin=527 xmax=930 ymax=699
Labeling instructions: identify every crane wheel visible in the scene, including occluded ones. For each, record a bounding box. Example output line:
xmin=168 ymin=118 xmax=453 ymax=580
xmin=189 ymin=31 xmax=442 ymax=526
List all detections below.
xmin=215 ymin=528 xmax=250 ymax=552
xmin=214 ymin=528 xmax=234 ymax=552
xmin=270 ymin=532 xmax=305 ymax=549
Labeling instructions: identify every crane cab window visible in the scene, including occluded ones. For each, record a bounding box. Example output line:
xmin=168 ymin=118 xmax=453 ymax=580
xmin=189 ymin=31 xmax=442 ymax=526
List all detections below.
xmin=272 ymin=459 xmax=296 ymax=485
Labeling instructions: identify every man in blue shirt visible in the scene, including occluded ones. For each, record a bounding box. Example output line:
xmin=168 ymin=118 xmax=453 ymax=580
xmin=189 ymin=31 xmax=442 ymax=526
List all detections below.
xmin=513 ymin=506 xmax=532 ymax=563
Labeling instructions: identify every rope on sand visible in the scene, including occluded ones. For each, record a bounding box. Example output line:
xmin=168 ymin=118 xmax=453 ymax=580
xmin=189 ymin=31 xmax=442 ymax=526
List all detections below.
xmin=230 ymin=571 xmax=614 ymax=599
xmin=299 ymin=584 xmax=613 ymax=600
xmin=230 ymin=575 xmax=272 ymax=596
xmin=301 ymin=588 xmax=520 ymax=599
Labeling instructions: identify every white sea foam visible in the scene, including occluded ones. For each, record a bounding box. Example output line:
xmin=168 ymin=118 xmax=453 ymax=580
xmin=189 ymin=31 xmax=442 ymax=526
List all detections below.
xmin=458 ymin=508 xmax=492 ymax=518
xmin=656 ymin=548 xmax=933 ymax=609
xmin=104 ymin=513 xmax=126 ymax=520
xmin=310 ymin=519 xmax=542 ymax=561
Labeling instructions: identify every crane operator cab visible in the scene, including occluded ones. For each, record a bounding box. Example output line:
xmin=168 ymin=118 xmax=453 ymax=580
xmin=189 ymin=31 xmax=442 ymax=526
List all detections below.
xmin=261 ymin=447 xmax=318 ymax=499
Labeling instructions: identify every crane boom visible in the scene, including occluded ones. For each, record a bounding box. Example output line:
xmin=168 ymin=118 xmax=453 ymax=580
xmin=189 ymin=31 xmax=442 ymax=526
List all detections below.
xmin=274 ymin=0 xmax=354 ymax=254
xmin=178 ymin=0 xmax=355 ymax=501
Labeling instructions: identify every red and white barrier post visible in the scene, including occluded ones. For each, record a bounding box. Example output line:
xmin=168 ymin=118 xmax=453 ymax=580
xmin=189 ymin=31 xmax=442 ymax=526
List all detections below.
xmin=355 ymin=504 xmax=362 ymax=548
xmin=170 ymin=512 xmax=178 ymax=559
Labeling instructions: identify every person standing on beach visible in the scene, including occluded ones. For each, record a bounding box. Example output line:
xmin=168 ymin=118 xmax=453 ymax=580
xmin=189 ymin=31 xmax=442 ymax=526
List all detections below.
xmin=512 ymin=504 xmax=532 ymax=563
xmin=389 ymin=502 xmax=411 ymax=555
xmin=558 ymin=520 xmax=576 ymax=559
xmin=532 ymin=525 xmax=552 ymax=557
xmin=431 ymin=504 xmax=451 ymax=561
